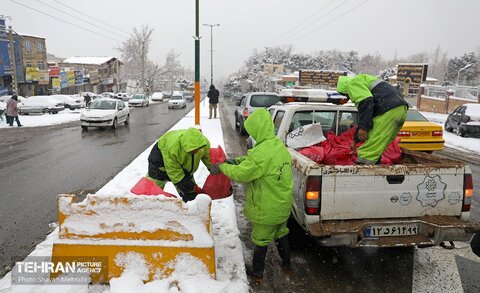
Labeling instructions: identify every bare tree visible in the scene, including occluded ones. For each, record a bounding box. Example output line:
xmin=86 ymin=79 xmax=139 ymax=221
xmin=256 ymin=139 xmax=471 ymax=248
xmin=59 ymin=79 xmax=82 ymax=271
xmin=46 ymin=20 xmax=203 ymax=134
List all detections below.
xmin=117 ymin=25 xmax=154 ymax=93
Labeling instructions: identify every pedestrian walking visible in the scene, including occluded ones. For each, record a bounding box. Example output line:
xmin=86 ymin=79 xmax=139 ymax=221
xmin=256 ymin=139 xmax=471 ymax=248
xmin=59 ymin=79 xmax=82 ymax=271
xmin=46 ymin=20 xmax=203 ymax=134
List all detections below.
xmin=6 ymin=95 xmax=22 ymax=127
xmin=211 ymin=109 xmax=294 ymax=283
xmin=84 ymin=94 xmax=91 ymax=107
xmin=207 ymin=85 xmax=219 ymax=119
xmin=147 ymin=127 xmax=213 ymax=202
xmin=336 ymin=74 xmax=408 ymax=164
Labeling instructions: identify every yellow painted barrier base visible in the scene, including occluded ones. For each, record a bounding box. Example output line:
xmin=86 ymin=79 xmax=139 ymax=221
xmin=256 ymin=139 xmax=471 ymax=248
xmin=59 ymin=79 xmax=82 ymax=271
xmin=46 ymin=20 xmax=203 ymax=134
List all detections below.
xmin=51 ymin=194 xmax=216 ymax=283
xmin=51 ymin=242 xmax=216 ymax=283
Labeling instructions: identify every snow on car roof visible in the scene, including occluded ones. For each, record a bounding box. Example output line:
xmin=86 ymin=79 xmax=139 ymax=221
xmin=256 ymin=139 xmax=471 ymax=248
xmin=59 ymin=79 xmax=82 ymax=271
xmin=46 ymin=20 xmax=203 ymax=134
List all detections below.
xmin=465 ymin=103 xmax=480 ymax=115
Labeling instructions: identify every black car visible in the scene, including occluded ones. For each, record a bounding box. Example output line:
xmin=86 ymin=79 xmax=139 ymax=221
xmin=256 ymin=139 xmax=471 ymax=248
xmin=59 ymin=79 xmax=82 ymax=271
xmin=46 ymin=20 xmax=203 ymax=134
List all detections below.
xmin=444 ymin=103 xmax=480 ymax=137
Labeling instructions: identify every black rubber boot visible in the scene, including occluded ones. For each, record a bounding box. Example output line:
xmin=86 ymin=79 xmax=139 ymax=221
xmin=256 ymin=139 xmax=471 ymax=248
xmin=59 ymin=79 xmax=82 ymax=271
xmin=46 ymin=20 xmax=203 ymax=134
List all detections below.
xmin=275 ymin=235 xmax=293 ymax=275
xmin=247 ymin=245 xmax=268 ymax=283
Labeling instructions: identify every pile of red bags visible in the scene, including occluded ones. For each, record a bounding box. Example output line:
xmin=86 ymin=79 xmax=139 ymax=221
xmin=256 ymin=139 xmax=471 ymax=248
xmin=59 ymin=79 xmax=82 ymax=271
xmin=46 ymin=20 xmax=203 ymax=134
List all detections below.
xmin=298 ymin=126 xmax=402 ymax=165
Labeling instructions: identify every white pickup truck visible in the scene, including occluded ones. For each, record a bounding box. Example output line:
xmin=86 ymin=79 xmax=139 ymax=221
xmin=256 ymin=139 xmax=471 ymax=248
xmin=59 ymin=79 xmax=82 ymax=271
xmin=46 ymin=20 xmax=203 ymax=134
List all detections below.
xmin=257 ymin=89 xmax=480 ymax=249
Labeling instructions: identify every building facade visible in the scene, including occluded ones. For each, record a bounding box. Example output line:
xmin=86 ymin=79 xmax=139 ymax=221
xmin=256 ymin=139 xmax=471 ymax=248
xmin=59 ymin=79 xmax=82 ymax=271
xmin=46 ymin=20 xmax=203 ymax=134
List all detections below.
xmin=16 ymin=34 xmax=48 ymax=96
xmin=60 ymin=57 xmax=123 ymax=94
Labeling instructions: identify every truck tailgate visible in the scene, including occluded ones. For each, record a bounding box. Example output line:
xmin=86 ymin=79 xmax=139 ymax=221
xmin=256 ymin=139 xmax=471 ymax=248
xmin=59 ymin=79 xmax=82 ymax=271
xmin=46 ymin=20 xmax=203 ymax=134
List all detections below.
xmin=320 ymin=164 xmax=465 ymax=220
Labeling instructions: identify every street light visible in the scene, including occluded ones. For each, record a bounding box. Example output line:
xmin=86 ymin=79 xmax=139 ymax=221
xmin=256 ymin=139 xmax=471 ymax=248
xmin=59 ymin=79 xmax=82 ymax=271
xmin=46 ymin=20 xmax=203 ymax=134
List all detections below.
xmin=203 ymin=23 xmax=220 ymax=86
xmin=456 ymin=63 xmax=473 ymax=86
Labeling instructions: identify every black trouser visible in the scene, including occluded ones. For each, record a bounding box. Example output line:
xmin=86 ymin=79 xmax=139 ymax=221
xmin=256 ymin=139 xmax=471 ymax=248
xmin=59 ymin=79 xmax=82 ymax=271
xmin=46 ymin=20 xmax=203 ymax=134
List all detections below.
xmin=9 ymin=116 xmax=21 ymax=126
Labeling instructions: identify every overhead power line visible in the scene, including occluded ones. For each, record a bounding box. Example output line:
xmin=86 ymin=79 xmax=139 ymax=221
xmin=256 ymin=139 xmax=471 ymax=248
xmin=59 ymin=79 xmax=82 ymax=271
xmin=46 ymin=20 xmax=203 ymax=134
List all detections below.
xmin=290 ymin=0 xmax=370 ymax=43
xmin=270 ymin=0 xmax=336 ymax=45
xmin=35 ymin=0 xmax=129 ymax=39
xmin=274 ymin=0 xmax=351 ymax=46
xmin=50 ymin=0 xmax=131 ymax=37
xmin=10 ymin=0 xmax=123 ymax=43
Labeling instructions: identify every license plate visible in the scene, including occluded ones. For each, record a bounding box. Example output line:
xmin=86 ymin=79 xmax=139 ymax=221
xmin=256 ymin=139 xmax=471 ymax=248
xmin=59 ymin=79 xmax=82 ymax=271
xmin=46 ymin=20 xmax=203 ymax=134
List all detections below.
xmin=364 ymin=224 xmax=418 ymax=237
xmin=412 ymin=131 xmax=430 ymax=137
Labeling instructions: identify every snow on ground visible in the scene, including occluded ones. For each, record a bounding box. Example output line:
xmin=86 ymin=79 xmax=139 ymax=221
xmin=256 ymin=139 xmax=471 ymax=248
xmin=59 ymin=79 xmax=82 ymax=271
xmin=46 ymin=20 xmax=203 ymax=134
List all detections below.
xmin=420 ymin=111 xmax=480 ymax=154
xmin=0 ymin=98 xmax=248 ymax=292
xmin=0 ymin=109 xmax=81 ymax=129
xmin=0 ymin=99 xmax=161 ymax=129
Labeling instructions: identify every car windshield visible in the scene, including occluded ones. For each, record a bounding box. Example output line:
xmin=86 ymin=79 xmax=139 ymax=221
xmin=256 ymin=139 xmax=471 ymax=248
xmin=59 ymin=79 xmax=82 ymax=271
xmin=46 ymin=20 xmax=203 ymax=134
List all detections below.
xmin=406 ymin=110 xmax=428 ymax=121
xmin=132 ymin=95 xmax=144 ymax=99
xmin=171 ymin=96 xmax=182 ymax=100
xmin=250 ymin=95 xmax=280 ymax=107
xmin=89 ymin=100 xmax=116 ymax=110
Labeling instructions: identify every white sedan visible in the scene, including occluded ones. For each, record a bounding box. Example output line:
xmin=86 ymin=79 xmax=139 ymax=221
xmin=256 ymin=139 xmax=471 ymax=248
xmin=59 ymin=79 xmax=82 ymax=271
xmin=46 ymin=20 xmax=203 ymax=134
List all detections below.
xmin=168 ymin=94 xmax=186 ymax=109
xmin=128 ymin=94 xmax=149 ymax=107
xmin=80 ymin=98 xmax=129 ymax=130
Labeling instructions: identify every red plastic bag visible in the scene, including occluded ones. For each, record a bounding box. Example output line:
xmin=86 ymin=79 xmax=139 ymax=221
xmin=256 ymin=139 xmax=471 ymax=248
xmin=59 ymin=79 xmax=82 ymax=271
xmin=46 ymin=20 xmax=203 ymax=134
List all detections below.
xmin=130 ymin=177 xmax=177 ymax=197
xmin=381 ymin=138 xmax=402 ymax=165
xmin=299 ymin=146 xmax=325 ymax=164
xmin=202 ymin=146 xmax=232 ymax=200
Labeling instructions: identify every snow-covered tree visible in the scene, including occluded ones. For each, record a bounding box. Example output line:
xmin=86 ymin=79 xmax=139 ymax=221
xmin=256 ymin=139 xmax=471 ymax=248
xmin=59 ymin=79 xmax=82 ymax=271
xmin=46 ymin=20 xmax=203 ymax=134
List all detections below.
xmin=446 ymin=52 xmax=479 ymax=85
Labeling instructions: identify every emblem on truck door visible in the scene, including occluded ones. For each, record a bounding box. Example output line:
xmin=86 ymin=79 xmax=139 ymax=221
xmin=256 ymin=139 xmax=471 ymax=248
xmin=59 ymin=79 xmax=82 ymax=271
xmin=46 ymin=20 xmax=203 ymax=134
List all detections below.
xmin=416 ymin=175 xmax=446 ymax=207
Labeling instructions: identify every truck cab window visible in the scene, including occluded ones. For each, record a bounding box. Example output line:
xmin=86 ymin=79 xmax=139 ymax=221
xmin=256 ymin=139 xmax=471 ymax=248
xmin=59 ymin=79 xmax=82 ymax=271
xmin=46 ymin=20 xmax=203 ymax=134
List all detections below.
xmin=273 ymin=111 xmax=285 ymax=135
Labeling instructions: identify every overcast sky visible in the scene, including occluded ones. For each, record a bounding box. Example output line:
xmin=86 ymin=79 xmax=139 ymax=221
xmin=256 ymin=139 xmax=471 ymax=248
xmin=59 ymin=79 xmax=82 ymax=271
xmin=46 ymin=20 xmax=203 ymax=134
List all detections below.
xmin=3 ymin=0 xmax=479 ymax=83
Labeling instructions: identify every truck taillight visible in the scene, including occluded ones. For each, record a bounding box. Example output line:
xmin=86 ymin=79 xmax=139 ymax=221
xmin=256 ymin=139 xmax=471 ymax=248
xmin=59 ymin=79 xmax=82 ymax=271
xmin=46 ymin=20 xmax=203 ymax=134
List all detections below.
xmin=397 ymin=131 xmax=410 ymax=137
xmin=243 ymin=108 xmax=248 ymax=118
xmin=432 ymin=131 xmax=443 ymax=136
xmin=305 ymin=176 xmax=321 ymax=215
xmin=463 ymin=174 xmax=473 ymax=212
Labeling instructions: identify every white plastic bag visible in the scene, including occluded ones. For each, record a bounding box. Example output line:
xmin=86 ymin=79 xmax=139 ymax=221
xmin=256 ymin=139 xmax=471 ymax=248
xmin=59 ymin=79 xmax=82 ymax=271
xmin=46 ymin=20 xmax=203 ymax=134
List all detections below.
xmin=286 ymin=123 xmax=326 ymax=149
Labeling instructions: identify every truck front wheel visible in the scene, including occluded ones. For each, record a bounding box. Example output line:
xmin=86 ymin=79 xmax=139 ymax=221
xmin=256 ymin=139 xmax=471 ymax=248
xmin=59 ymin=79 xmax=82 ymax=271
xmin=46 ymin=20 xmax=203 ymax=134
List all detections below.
xmin=471 ymin=233 xmax=480 ymax=257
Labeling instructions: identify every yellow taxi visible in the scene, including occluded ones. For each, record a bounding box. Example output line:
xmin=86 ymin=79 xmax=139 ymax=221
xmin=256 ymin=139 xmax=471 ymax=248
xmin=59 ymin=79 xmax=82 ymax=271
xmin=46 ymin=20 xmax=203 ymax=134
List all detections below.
xmin=397 ymin=109 xmax=445 ymax=152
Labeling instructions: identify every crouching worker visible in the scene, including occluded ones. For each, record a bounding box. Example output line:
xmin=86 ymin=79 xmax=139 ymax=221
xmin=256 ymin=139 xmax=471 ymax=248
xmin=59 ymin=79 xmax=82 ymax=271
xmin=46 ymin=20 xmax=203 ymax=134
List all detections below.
xmin=336 ymin=74 xmax=409 ymax=165
xmin=147 ymin=127 xmax=212 ymax=202
xmin=211 ymin=109 xmax=294 ymax=283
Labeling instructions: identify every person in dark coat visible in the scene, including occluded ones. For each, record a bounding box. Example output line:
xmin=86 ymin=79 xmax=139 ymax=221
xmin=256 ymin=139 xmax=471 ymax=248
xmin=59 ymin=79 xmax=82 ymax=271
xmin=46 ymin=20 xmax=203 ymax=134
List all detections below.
xmin=6 ymin=95 xmax=22 ymax=127
xmin=207 ymin=85 xmax=219 ymax=119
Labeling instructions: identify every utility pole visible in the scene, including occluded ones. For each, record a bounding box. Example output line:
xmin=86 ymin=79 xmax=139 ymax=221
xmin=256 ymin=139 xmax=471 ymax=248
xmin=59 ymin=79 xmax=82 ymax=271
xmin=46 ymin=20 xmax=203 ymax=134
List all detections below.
xmin=8 ymin=26 xmax=18 ymax=94
xmin=194 ymin=0 xmax=200 ymax=125
xmin=203 ymin=23 xmax=220 ymax=86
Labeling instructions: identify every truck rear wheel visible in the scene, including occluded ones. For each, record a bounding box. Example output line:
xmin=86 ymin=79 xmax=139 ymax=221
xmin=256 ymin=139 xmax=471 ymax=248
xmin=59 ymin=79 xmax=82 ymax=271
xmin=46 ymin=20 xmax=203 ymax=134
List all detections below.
xmin=471 ymin=233 xmax=480 ymax=257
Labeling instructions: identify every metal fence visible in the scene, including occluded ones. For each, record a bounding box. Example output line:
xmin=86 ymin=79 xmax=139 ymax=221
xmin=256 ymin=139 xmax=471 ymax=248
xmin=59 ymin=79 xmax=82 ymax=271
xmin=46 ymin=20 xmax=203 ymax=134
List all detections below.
xmin=423 ymin=84 xmax=480 ymax=101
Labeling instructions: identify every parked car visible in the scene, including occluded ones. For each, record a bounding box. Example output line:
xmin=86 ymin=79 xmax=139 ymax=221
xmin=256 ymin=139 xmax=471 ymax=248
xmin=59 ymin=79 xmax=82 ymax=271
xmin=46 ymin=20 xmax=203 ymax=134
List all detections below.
xmin=18 ymin=95 xmax=65 ymax=114
xmin=80 ymin=98 xmax=129 ymax=130
xmin=116 ymin=93 xmax=131 ymax=101
xmin=396 ymin=109 xmax=445 ymax=152
xmin=223 ymin=90 xmax=233 ymax=99
xmin=163 ymin=91 xmax=172 ymax=99
xmin=101 ymin=92 xmax=117 ymax=99
xmin=151 ymin=92 xmax=164 ymax=102
xmin=128 ymin=94 xmax=149 ymax=107
xmin=0 ymin=101 xmax=6 ymax=118
xmin=168 ymin=93 xmax=186 ymax=109
xmin=0 ymin=95 xmax=27 ymax=108
xmin=183 ymin=91 xmax=193 ymax=102
xmin=234 ymin=92 xmax=280 ymax=135
xmin=51 ymin=95 xmax=83 ymax=110
xmin=444 ymin=103 xmax=480 ymax=137
xmin=233 ymin=92 xmax=244 ymax=103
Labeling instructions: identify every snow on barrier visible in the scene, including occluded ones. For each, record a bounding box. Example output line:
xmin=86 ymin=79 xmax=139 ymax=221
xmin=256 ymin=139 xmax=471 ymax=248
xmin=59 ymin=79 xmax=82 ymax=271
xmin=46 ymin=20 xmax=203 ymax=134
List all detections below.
xmin=51 ymin=193 xmax=216 ymax=283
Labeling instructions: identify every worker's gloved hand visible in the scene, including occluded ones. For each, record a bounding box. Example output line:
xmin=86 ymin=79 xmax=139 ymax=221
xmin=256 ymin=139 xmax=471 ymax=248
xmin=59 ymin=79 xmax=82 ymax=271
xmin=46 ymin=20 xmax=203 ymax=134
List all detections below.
xmin=193 ymin=185 xmax=203 ymax=194
xmin=210 ymin=163 xmax=221 ymax=175
xmin=350 ymin=141 xmax=357 ymax=152
xmin=357 ymin=129 xmax=368 ymax=142
xmin=225 ymin=158 xmax=237 ymax=165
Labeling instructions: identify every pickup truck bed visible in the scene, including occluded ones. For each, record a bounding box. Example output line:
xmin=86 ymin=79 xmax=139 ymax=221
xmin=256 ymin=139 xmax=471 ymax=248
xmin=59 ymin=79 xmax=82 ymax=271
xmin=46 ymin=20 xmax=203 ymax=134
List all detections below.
xmin=264 ymin=98 xmax=479 ymax=248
